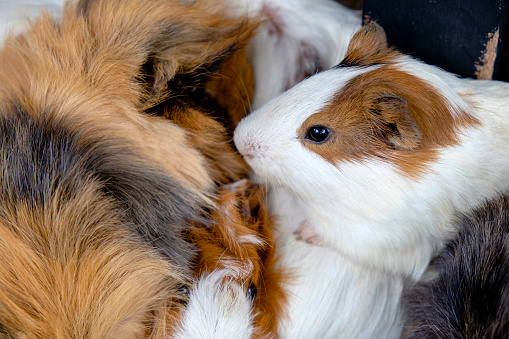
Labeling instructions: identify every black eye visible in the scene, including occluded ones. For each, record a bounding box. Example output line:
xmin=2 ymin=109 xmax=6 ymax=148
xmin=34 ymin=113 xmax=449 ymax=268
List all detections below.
xmin=306 ymin=125 xmax=331 ymax=143
xmin=247 ymin=283 xmax=258 ymax=301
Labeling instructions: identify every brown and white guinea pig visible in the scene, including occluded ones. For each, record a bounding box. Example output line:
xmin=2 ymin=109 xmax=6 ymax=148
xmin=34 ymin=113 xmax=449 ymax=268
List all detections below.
xmin=168 ymin=180 xmax=286 ymax=339
xmin=404 ymin=193 xmax=509 ymax=339
xmin=0 ymin=0 xmax=260 ymax=337
xmin=234 ymin=22 xmax=509 ymax=337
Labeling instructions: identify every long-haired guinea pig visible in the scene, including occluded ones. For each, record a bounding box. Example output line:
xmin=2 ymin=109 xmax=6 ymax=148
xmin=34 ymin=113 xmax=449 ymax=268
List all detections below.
xmin=0 ymin=0 xmax=260 ymax=336
xmin=234 ymin=22 xmax=509 ymax=337
xmin=404 ymin=194 xmax=509 ymax=339
xmin=167 ymin=180 xmax=286 ymax=339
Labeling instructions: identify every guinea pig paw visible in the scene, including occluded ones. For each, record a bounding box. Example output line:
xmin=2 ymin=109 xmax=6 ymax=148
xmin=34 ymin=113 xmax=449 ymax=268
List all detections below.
xmin=293 ymin=221 xmax=322 ymax=246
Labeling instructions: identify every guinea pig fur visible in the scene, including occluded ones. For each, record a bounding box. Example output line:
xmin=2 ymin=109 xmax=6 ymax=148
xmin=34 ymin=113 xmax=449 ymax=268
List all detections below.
xmin=227 ymin=0 xmax=361 ymax=110
xmin=234 ymin=22 xmax=509 ymax=337
xmin=170 ymin=180 xmax=286 ymax=339
xmin=404 ymin=193 xmax=509 ymax=339
xmin=0 ymin=0 xmax=260 ymax=336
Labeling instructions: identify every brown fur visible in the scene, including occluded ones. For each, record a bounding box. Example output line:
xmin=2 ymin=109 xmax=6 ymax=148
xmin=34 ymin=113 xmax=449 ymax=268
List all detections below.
xmin=300 ymin=22 xmax=479 ymax=178
xmin=0 ymin=0 xmax=260 ymax=337
xmin=339 ymin=21 xmax=399 ymax=67
xmin=204 ymin=38 xmax=256 ymax=129
xmin=0 ymin=178 xmax=180 ymax=339
xmin=162 ymin=106 xmax=250 ymax=184
xmin=179 ymin=181 xmax=287 ymax=338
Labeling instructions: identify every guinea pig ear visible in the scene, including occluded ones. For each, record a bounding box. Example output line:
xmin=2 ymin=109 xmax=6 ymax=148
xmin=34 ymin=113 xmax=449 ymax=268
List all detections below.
xmin=340 ymin=21 xmax=396 ymax=66
xmin=371 ymin=94 xmax=422 ymax=151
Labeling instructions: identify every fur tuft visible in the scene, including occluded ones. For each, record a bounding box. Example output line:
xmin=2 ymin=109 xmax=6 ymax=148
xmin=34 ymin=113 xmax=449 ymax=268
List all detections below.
xmin=176 ymin=180 xmax=286 ymax=338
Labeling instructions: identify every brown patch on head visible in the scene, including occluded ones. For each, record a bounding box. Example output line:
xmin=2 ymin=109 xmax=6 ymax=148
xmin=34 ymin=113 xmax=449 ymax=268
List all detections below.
xmin=299 ymin=66 xmax=479 ymax=178
xmin=340 ymin=21 xmax=400 ymax=67
xmin=177 ymin=180 xmax=286 ymax=338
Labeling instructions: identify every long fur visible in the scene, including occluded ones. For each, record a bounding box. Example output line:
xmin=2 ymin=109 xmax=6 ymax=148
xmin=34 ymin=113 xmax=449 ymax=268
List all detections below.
xmin=0 ymin=103 xmax=188 ymax=337
xmin=0 ymin=0 xmax=261 ymax=337
xmin=404 ymin=194 xmax=509 ymax=339
xmin=0 ymin=0 xmax=65 ymax=44
xmin=170 ymin=180 xmax=286 ymax=338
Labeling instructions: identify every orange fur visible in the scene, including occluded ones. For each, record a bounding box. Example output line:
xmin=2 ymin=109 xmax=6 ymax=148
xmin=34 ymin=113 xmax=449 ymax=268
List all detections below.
xmin=339 ymin=20 xmax=400 ymax=67
xmin=0 ymin=174 xmax=182 ymax=338
xmin=183 ymin=181 xmax=287 ymax=338
xmin=205 ymin=43 xmax=256 ymax=129
xmin=0 ymin=0 xmax=262 ymax=337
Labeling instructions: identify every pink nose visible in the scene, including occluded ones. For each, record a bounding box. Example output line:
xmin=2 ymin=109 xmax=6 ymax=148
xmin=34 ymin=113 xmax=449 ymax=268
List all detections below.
xmin=239 ymin=142 xmax=258 ymax=161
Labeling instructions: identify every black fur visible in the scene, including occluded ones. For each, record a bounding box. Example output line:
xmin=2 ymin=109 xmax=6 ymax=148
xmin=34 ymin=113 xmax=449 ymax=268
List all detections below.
xmin=0 ymin=103 xmax=198 ymax=271
xmin=405 ymin=194 xmax=509 ymax=338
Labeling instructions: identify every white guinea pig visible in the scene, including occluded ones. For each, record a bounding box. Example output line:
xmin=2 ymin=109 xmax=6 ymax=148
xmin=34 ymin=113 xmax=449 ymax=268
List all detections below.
xmin=234 ymin=22 xmax=509 ymax=337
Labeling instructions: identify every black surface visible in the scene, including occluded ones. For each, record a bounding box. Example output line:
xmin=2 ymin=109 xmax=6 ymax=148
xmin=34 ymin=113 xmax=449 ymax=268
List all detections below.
xmin=363 ymin=0 xmax=509 ymax=80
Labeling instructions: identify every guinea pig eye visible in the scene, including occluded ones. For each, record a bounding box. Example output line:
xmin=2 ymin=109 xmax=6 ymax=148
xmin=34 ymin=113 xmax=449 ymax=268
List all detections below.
xmin=305 ymin=125 xmax=331 ymax=143
xmin=247 ymin=282 xmax=258 ymax=301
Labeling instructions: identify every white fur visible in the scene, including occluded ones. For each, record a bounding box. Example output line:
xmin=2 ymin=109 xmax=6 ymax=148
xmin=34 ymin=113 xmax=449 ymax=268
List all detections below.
xmin=234 ymin=53 xmax=509 ymax=337
xmin=268 ymin=186 xmax=405 ymax=339
xmin=227 ymin=0 xmax=361 ymax=110
xmin=172 ymin=269 xmax=255 ymax=339
xmin=0 ymin=0 xmax=65 ymax=44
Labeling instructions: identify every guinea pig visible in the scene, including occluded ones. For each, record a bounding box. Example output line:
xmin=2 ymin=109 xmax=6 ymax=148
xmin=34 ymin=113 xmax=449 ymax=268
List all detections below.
xmin=404 ymin=193 xmax=509 ymax=339
xmin=0 ymin=0 xmax=259 ymax=336
xmin=234 ymin=21 xmax=509 ymax=337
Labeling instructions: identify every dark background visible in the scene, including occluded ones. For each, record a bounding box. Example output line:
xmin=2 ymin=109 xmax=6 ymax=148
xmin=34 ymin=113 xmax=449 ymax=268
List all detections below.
xmin=336 ymin=0 xmax=509 ymax=81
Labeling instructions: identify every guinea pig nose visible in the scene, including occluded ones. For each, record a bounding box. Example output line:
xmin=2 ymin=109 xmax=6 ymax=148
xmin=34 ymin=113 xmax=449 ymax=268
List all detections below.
xmin=237 ymin=140 xmax=261 ymax=161
xmin=242 ymin=143 xmax=256 ymax=160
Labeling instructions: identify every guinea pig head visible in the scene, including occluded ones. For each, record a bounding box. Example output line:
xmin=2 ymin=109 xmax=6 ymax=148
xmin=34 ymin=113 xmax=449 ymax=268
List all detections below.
xmin=234 ymin=22 xmax=477 ymax=200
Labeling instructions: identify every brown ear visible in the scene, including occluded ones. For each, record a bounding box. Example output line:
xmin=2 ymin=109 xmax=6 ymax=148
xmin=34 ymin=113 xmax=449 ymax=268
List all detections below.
xmin=341 ymin=21 xmax=396 ymax=66
xmin=371 ymin=94 xmax=421 ymax=151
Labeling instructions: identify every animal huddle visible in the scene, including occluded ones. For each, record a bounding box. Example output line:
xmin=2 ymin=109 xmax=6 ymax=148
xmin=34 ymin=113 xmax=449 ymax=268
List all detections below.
xmin=0 ymin=0 xmax=508 ymax=338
